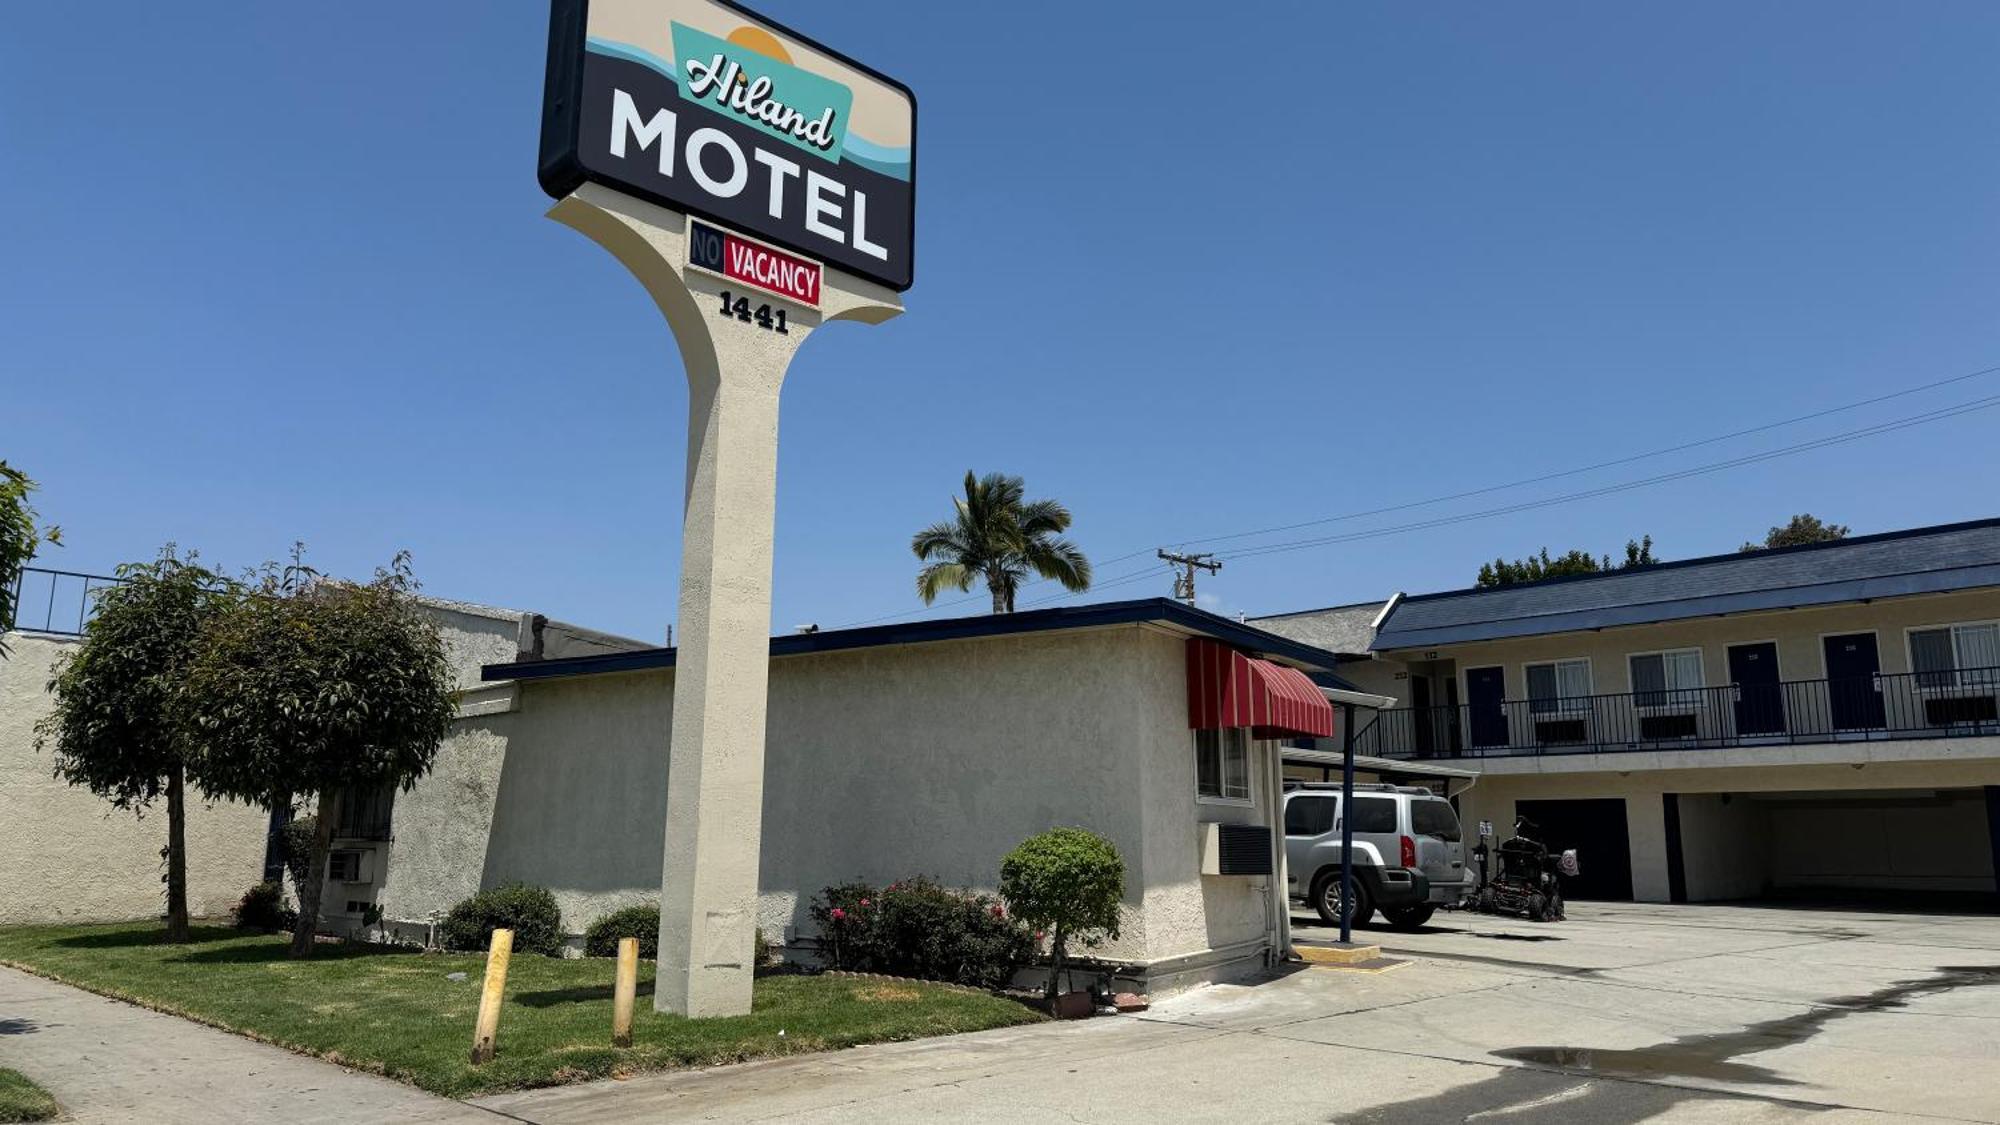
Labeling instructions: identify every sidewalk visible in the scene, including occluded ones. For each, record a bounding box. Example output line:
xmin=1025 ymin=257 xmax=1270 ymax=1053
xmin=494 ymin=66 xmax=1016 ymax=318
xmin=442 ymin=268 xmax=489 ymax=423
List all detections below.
xmin=0 ymin=965 xmax=491 ymax=1124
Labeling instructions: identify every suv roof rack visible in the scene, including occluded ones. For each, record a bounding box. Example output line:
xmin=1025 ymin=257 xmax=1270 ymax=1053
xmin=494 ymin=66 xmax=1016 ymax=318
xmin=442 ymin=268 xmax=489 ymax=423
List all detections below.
xmin=1282 ymin=781 xmax=1435 ymax=796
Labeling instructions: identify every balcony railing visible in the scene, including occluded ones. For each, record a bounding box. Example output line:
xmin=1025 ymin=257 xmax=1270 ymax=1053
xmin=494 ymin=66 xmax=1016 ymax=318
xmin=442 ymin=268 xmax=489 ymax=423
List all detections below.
xmin=1354 ymin=667 xmax=2000 ymax=760
xmin=5 ymin=566 xmax=121 ymax=636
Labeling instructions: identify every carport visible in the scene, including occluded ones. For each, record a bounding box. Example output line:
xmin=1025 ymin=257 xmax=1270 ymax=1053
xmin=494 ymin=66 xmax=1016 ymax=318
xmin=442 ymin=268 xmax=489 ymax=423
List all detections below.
xmin=1667 ymin=786 xmax=1999 ymax=906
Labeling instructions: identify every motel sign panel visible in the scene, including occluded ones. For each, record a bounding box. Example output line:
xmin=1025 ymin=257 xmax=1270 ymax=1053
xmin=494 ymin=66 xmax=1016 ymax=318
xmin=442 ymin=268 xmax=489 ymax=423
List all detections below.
xmin=539 ymin=0 xmax=917 ymax=291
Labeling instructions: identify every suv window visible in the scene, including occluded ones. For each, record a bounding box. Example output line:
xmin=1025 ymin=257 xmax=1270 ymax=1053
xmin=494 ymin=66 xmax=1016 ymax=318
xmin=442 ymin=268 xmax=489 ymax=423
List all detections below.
xmin=1349 ymin=796 xmax=1397 ymax=833
xmin=1285 ymin=796 xmax=1337 ymax=836
xmin=1411 ymin=800 xmax=1461 ymax=841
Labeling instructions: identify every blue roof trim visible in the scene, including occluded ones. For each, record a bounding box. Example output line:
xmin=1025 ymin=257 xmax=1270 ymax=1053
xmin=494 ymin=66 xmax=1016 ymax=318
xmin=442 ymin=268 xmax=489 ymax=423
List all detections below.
xmin=483 ymin=597 xmax=1360 ymax=688
xmin=1373 ymin=517 xmax=2000 ymax=650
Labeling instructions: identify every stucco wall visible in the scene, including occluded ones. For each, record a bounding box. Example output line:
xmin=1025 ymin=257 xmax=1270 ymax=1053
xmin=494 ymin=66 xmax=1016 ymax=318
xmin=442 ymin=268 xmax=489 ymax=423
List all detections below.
xmin=380 ymin=623 xmax=1282 ymax=972
xmin=1676 ymin=793 xmax=1769 ymax=901
xmin=0 ymin=632 xmax=268 ymax=925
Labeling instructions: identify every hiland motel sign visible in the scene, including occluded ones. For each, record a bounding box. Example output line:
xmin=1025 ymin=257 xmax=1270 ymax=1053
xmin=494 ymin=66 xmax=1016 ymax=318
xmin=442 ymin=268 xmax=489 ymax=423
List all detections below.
xmin=537 ymin=0 xmax=915 ymax=1018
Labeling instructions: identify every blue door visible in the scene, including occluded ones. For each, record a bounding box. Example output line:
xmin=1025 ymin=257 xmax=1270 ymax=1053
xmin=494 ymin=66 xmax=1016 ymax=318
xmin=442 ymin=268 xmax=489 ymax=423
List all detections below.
xmin=1823 ymin=633 xmax=1885 ymax=730
xmin=1728 ymin=642 xmax=1786 ymax=736
xmin=1467 ymin=666 xmax=1509 ymax=749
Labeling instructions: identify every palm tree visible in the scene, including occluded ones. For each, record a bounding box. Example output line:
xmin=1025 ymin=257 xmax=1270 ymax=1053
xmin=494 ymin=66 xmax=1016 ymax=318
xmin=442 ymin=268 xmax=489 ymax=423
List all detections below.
xmin=912 ymin=471 xmax=1092 ymax=613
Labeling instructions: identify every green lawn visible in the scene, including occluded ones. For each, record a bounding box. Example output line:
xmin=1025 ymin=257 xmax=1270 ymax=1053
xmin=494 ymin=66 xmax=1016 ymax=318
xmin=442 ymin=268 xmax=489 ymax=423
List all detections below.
xmin=0 ymin=922 xmax=1044 ymax=1098
xmin=0 ymin=1069 xmax=59 ymax=1124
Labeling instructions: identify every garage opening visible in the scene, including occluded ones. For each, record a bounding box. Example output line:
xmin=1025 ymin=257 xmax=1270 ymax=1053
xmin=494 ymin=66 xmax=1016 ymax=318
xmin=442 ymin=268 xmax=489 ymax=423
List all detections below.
xmin=1669 ymin=787 xmax=1999 ymax=908
xmin=1515 ymin=798 xmax=1634 ymax=901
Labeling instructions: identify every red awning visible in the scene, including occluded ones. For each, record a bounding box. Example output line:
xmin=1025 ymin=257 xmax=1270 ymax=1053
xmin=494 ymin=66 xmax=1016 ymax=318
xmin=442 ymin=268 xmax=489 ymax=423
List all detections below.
xmin=1185 ymin=638 xmax=1335 ymax=740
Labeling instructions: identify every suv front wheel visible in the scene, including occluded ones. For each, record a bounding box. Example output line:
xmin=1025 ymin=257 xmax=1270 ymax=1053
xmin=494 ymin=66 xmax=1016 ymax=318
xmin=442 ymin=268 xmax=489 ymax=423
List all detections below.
xmin=1382 ymin=905 xmax=1435 ymax=931
xmin=1312 ymin=871 xmax=1373 ymax=928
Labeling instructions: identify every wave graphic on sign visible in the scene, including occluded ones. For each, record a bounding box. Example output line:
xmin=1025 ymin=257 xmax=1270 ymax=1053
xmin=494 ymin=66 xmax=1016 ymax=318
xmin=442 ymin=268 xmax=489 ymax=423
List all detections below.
xmin=585 ymin=37 xmax=911 ymax=181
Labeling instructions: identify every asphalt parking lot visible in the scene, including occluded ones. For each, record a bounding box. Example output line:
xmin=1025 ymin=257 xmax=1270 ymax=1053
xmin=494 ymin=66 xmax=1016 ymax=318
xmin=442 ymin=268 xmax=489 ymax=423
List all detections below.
xmin=477 ymin=901 xmax=2000 ymax=1124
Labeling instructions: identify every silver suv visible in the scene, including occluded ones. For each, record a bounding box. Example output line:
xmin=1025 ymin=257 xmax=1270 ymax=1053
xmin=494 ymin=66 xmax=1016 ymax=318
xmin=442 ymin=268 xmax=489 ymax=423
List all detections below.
xmin=1283 ymin=783 xmax=1471 ymax=930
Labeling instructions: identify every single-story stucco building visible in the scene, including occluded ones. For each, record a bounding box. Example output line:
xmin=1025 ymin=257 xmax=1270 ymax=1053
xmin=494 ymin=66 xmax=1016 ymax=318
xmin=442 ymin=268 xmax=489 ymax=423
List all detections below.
xmin=346 ymin=599 xmax=1362 ymax=994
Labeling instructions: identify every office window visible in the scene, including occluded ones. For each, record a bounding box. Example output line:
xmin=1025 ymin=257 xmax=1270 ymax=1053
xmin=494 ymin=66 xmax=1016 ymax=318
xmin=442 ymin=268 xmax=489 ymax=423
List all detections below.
xmin=1631 ymin=649 xmax=1705 ymax=708
xmin=1196 ymin=728 xmax=1251 ymax=802
xmin=1525 ymin=659 xmax=1592 ymax=714
xmin=1910 ymin=623 xmax=2000 ymax=689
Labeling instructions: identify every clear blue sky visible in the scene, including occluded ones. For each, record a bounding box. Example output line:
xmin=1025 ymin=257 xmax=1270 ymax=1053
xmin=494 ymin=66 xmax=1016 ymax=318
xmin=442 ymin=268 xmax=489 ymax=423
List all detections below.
xmin=6 ymin=2 xmax=1997 ymax=642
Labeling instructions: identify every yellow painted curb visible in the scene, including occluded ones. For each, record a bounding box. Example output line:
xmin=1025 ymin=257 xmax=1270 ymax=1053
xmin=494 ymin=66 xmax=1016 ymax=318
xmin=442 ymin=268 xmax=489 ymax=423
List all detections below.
xmin=1306 ymin=957 xmax=1410 ymax=974
xmin=1293 ymin=943 xmax=1382 ymax=965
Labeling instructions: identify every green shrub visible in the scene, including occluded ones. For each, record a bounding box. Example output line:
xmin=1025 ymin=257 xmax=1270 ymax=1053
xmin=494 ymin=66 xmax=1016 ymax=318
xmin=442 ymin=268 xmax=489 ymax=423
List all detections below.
xmin=754 ymin=928 xmax=772 ymax=967
xmin=809 ymin=877 xmax=1033 ymax=989
xmin=583 ymin=904 xmax=660 ymax=959
xmin=999 ymin=828 xmax=1126 ymax=999
xmin=231 ymin=881 xmax=296 ymax=932
xmin=441 ymin=883 xmax=563 ymax=956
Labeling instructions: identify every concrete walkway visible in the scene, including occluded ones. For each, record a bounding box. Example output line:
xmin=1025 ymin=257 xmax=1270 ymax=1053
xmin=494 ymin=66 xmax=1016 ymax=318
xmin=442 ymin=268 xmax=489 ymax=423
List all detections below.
xmin=0 ymin=964 xmax=492 ymax=1124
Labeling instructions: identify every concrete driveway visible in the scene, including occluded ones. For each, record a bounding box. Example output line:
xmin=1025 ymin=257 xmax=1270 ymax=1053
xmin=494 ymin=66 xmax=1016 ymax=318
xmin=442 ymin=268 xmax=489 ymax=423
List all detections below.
xmin=478 ymin=901 xmax=2000 ymax=1124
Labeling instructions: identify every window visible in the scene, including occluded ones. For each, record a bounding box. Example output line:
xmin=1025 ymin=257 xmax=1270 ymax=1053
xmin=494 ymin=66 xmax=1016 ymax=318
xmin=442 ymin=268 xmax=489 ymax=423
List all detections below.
xmin=1910 ymin=623 xmax=2000 ymax=689
xmin=1630 ymin=649 xmax=1705 ymax=708
xmin=1525 ymin=659 xmax=1592 ymax=714
xmin=1410 ymin=800 xmax=1462 ymax=842
xmin=1195 ymin=728 xmax=1252 ymax=802
xmin=1348 ymin=796 xmax=1398 ymax=833
xmin=334 ymin=783 xmax=396 ymax=841
xmin=1284 ymin=795 xmax=1336 ymax=836
xmin=327 ymin=850 xmax=365 ymax=883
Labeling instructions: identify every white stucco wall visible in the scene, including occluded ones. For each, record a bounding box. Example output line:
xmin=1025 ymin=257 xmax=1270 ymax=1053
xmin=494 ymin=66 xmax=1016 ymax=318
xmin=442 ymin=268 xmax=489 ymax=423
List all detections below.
xmin=379 ymin=623 xmax=1285 ymax=979
xmin=0 ymin=632 xmax=268 ymax=925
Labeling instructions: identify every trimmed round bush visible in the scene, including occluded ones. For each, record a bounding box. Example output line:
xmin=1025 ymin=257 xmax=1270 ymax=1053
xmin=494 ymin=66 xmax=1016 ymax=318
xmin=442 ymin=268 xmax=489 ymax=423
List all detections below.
xmin=583 ymin=904 xmax=661 ymax=959
xmin=441 ymin=883 xmax=563 ymax=956
xmin=1000 ymin=827 xmax=1126 ymax=998
xmin=232 ymin=881 xmax=296 ymax=932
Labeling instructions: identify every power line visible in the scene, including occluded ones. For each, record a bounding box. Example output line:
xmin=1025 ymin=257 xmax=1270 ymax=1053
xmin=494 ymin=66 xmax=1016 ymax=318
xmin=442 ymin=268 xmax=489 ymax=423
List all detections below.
xmin=828 ymin=360 xmax=2000 ymax=627
xmin=1164 ymin=361 xmax=2000 ymax=552
xmin=1214 ymin=390 xmax=2000 ymax=563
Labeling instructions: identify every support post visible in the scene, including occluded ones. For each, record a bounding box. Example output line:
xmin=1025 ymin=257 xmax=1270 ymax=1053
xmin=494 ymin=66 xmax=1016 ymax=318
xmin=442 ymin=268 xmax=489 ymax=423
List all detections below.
xmin=548 ymin=185 xmax=902 ymax=1018
xmin=470 ymin=928 xmax=514 ymax=1064
xmin=1340 ymin=702 xmax=1356 ymax=945
xmin=611 ymin=937 xmax=639 ymax=1047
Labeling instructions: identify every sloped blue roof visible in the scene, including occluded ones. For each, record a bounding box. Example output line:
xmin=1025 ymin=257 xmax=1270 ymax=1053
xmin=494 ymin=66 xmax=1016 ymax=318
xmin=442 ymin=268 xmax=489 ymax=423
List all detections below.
xmin=1372 ymin=518 xmax=2000 ymax=651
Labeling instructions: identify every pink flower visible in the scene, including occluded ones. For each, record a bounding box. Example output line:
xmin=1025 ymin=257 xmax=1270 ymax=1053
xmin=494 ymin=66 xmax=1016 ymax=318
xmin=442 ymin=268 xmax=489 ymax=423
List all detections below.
xmin=830 ymin=908 xmax=846 ymax=922
xmin=990 ymin=904 xmax=1005 ymax=918
xmin=859 ymin=898 xmax=871 ymax=908
xmin=1035 ymin=931 xmax=1045 ymax=942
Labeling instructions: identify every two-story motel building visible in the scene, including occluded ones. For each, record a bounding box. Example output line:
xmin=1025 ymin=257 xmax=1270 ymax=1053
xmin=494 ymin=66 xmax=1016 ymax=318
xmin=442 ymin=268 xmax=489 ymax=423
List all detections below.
xmin=1256 ymin=518 xmax=2000 ymax=906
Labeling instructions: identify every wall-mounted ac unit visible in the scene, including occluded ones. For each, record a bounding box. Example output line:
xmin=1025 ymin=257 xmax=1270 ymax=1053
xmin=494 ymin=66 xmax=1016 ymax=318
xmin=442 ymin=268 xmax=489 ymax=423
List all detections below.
xmin=1200 ymin=823 xmax=1273 ymax=876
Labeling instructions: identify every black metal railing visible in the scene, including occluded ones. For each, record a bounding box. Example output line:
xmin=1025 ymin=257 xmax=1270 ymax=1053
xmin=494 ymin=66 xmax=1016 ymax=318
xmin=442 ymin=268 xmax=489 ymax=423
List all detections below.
xmin=5 ymin=566 xmax=122 ymax=636
xmin=1354 ymin=667 xmax=2000 ymax=760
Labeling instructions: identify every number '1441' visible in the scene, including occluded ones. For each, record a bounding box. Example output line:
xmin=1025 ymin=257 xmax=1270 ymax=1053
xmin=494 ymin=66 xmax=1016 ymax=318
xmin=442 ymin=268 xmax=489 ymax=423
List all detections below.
xmin=717 ymin=291 xmax=788 ymax=334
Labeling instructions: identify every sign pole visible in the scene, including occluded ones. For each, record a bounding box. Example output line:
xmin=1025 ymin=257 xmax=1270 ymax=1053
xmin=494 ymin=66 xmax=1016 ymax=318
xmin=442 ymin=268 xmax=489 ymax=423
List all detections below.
xmin=549 ymin=184 xmax=901 ymax=1017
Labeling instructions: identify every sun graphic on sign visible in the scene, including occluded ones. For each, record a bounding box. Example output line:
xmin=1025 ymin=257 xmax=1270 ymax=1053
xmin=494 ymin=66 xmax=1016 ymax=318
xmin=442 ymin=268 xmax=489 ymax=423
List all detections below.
xmin=719 ymin=25 xmax=791 ymax=90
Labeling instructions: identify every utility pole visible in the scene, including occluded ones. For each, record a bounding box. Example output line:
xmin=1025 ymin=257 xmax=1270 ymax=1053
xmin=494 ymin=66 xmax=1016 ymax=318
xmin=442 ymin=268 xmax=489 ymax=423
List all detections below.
xmin=1158 ymin=549 xmax=1221 ymax=604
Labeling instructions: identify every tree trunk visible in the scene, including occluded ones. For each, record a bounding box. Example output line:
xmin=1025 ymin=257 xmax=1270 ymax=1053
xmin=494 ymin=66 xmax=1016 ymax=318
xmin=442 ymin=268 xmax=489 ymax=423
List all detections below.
xmin=164 ymin=763 xmax=189 ymax=943
xmin=288 ymin=789 xmax=339 ymax=959
xmin=1044 ymin=927 xmax=1066 ymax=1002
xmin=990 ymin=580 xmax=1007 ymax=615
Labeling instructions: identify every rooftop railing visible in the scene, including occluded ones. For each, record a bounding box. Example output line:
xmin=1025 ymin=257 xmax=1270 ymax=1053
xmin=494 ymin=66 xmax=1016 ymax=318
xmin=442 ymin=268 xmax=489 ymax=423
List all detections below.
xmin=1354 ymin=667 xmax=2000 ymax=760
xmin=5 ymin=566 xmax=121 ymax=637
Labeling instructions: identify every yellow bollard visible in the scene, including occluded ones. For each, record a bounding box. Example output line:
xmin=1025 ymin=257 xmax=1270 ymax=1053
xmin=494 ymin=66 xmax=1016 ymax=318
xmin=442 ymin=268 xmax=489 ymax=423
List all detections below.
xmin=470 ymin=927 xmax=514 ymax=1064
xmin=611 ymin=937 xmax=639 ymax=1048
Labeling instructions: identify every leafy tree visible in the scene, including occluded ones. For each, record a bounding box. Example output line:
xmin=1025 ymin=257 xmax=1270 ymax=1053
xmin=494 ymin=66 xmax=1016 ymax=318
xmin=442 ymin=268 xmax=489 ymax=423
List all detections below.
xmin=999 ymin=827 xmax=1125 ymax=1002
xmin=912 ymin=471 xmax=1092 ymax=613
xmin=1476 ymin=535 xmax=1658 ymax=587
xmin=1742 ymin=513 xmax=1849 ymax=552
xmin=178 ymin=551 xmax=456 ymax=958
xmin=1 ymin=460 xmax=61 ymax=652
xmin=38 ymin=548 xmax=239 ymax=942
